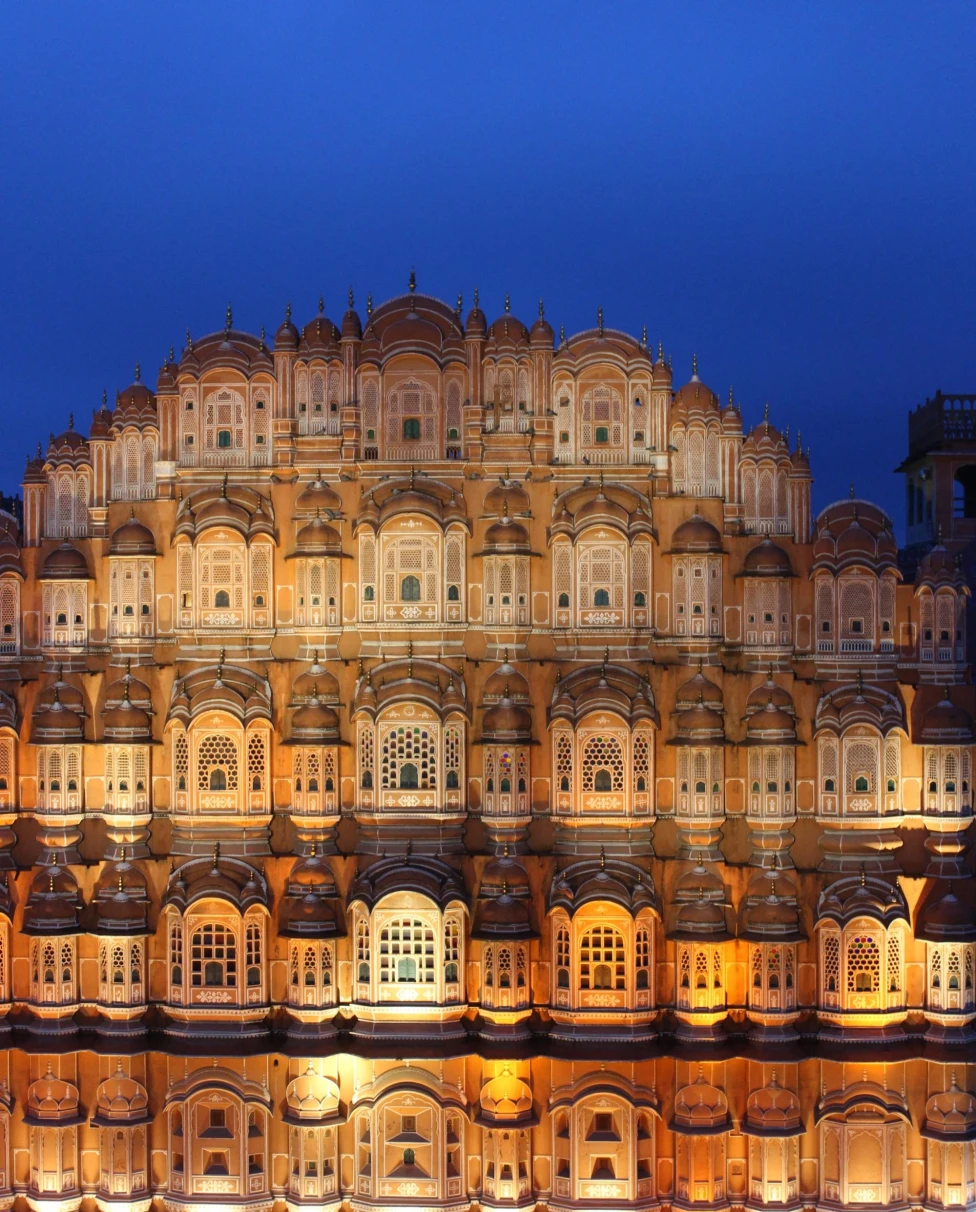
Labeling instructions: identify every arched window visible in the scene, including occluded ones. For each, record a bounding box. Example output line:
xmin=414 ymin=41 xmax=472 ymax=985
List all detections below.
xmin=401 ymin=575 xmax=421 ymax=601
xmin=399 ymin=763 xmax=418 ymax=789
xmin=191 ymin=923 xmax=236 ymax=988
xmin=403 ymin=418 xmax=421 ymax=440
xmin=210 ymin=768 xmax=227 ymax=791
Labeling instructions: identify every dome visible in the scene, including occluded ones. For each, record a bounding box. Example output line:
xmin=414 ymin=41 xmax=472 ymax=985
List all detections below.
xmin=481 ymin=694 xmax=533 ymax=740
xmin=102 ymin=695 xmax=152 ymax=742
xmin=924 ymin=1078 xmax=976 ymax=1138
xmin=94 ymin=1071 xmax=150 ymax=1123
xmin=285 ymin=1070 xmax=341 ymax=1122
xmin=483 ymin=656 xmax=530 ymax=702
xmin=23 ymin=865 xmax=82 ymax=933
xmin=292 ymin=657 xmax=340 ymax=703
xmin=672 ymin=1074 xmax=731 ymax=1132
xmin=484 ymin=479 xmax=531 ymax=516
xmin=671 ymin=512 xmax=722 ymax=553
xmin=479 ymin=1071 xmax=534 ymax=1123
xmin=342 ymin=291 xmax=363 ymax=340
xmin=745 ymin=1077 xmax=803 ymax=1135
xmin=918 ymin=697 xmax=975 ymax=745
xmin=673 ymin=702 xmax=726 ymax=743
xmin=289 ymin=696 xmax=340 ymax=743
xmin=293 ymin=515 xmax=343 ymax=556
xmin=275 ymin=303 xmax=300 ymax=351
xmin=39 ymin=542 xmax=91 ymax=580
xmin=26 ymin=1071 xmax=81 ymax=1124
xmin=918 ymin=887 xmax=976 ymax=943
xmin=465 ymin=298 xmax=488 ymax=338
xmin=32 ymin=689 xmax=85 ymax=743
xmin=672 ymin=363 xmax=721 ymax=418
xmin=109 ymin=512 xmax=157 ymax=556
xmin=482 ymin=514 xmax=531 ymax=553
xmin=741 ymin=538 xmax=793 ymax=577
xmin=0 ymin=526 xmax=23 ymax=577
xmin=746 ymin=674 xmax=794 ymax=714
xmin=676 ymin=666 xmax=724 ymax=711
xmin=529 ymin=306 xmax=554 ymax=348
xmin=295 ymin=474 xmax=342 ymax=515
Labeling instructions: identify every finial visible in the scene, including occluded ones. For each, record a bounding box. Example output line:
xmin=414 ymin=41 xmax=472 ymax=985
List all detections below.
xmin=502 ymin=878 xmax=508 ymax=895
xmin=729 ymin=386 xmax=734 ymax=407
xmin=457 ymin=291 xmax=463 ymax=314
xmin=600 ymin=846 xmax=606 ymax=869
xmin=597 ymin=306 xmax=604 ymax=336
xmin=225 ymin=303 xmax=233 ymax=334
xmin=317 ymin=295 xmax=324 ymax=314
xmin=796 ymin=429 xmax=802 ymax=452
xmin=68 ymin=411 xmax=74 ymax=430
xmin=658 ymin=340 xmax=663 ymax=361
xmin=860 ymin=862 xmax=866 ymax=886
xmin=221 ymin=473 xmax=228 ymax=498
xmin=559 ymin=322 xmax=565 ymax=344
xmin=849 ymin=481 xmax=856 ymax=499
xmin=213 ymin=840 xmax=220 ymax=867
xmin=285 ymin=301 xmax=292 ymax=324
xmin=409 ymin=267 xmax=416 ymax=293
xmin=539 ymin=298 xmax=545 ymax=318
xmin=134 ymin=362 xmax=141 ymax=383
xmin=348 ymin=286 xmax=354 ymax=309
xmin=49 ymin=872 xmax=55 ymax=892
xmin=764 ymin=401 xmax=769 ymax=432
xmin=504 ymin=293 xmax=511 ymax=313
xmin=309 ymin=841 xmax=317 ymax=858
xmin=118 ymin=873 xmax=124 ymax=892
xmin=185 ymin=326 xmax=193 ymax=352
xmin=259 ymin=324 xmax=265 ymax=346
xmin=366 ymin=293 xmax=373 ymax=316
xmin=407 ymin=639 xmax=413 ymax=677
xmin=692 ymin=352 xmax=698 ymax=377
xmin=641 ymin=323 xmax=647 ymax=347
xmin=473 ymin=286 xmax=479 ymax=308
xmin=168 ymin=345 xmax=174 ymax=363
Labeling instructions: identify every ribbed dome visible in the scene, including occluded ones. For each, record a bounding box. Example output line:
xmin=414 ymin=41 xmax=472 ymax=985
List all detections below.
xmin=109 ymin=512 xmax=157 ymax=556
xmin=741 ymin=538 xmax=793 ymax=577
xmin=671 ymin=513 xmax=722 ymax=553
xmin=39 ymin=542 xmax=91 ymax=580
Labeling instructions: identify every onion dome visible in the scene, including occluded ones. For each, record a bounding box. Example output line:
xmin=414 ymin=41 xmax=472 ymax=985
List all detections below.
xmin=481 ymin=690 xmax=533 ymax=742
xmin=0 ymin=523 xmax=23 ymax=577
xmin=291 ymin=513 xmax=343 ymax=557
xmin=670 ymin=512 xmax=723 ymax=553
xmin=442 ymin=674 xmax=466 ymax=714
xmin=102 ymin=671 xmax=153 ymax=742
xmin=481 ymin=850 xmax=531 ymax=897
xmin=31 ymin=686 xmax=85 ymax=743
xmin=284 ymin=1069 xmax=342 ymax=1124
xmin=483 ymin=654 xmax=530 ymax=702
xmin=295 ymin=473 xmax=342 ymax=516
xmin=739 ymin=876 xmax=803 ymax=941
xmin=47 ymin=415 xmax=89 ymax=461
xmin=548 ymin=853 xmax=658 ymax=917
xmin=484 ymin=478 xmax=531 ymax=516
xmin=25 ymin=1070 xmax=82 ymax=1125
xmin=275 ymin=302 xmax=300 ymax=351
xmin=278 ymin=850 xmax=343 ymax=938
xmin=348 ymin=853 xmax=467 ymax=911
xmin=39 ymin=542 xmax=91 ymax=580
xmin=917 ymin=696 xmax=975 ymax=745
xmin=817 ymin=871 xmax=909 ymax=928
xmin=163 ymin=852 xmax=270 ymax=914
xmin=671 ymin=888 xmax=730 ymax=939
xmin=465 ymin=290 xmax=488 ymax=338
xmin=917 ymin=541 xmax=968 ymax=590
xmin=529 ymin=300 xmax=554 ymax=348
xmin=671 ymin=1073 xmax=732 ymax=1134
xmin=745 ymin=672 xmax=794 ymax=715
xmin=652 ymin=344 xmax=672 ymax=387
xmin=676 ymin=665 xmax=724 ymax=711
xmin=93 ymin=860 xmax=150 ymax=934
xmin=341 ymin=289 xmax=362 ymax=340
xmin=720 ymin=398 xmax=744 ymax=435
xmin=23 ymin=865 xmax=82 ymax=933
xmin=743 ymin=1076 xmax=803 ymax=1136
xmin=89 ymin=391 xmax=115 ymax=438
xmin=672 ymin=357 xmax=721 ymax=417
xmin=549 ymin=659 xmax=659 ymax=729
xmin=473 ymin=881 xmax=535 ymax=939
xmin=574 ymin=485 xmax=631 ymax=529
xmin=109 ymin=510 xmax=157 ymax=556
xmin=291 ymin=654 xmax=340 ymax=703
xmin=923 ymin=1078 xmax=976 ymax=1140
xmin=741 ymin=538 xmax=794 ymax=578
xmin=288 ymin=693 xmax=340 ymax=744
xmin=113 ymin=371 xmax=157 ymax=428
xmin=92 ymin=1069 xmax=150 ymax=1125
xmin=815 ymin=676 xmax=906 ymax=736
xmin=672 ymin=697 xmax=726 ymax=745
xmin=300 ymin=298 xmax=341 ymax=353
xmin=24 ymin=445 xmax=47 ymax=484
xmin=478 ymin=1071 xmax=535 ymax=1125
xmin=482 ymin=509 xmax=531 ymax=554
xmin=674 ymin=859 xmax=726 ymax=902
xmin=156 ymin=347 xmax=180 ymax=391
xmin=917 ymin=886 xmax=976 ymax=943
xmin=813 ymin=499 xmax=899 ymax=573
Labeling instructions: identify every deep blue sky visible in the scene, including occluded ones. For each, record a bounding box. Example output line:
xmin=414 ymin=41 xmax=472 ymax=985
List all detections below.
xmin=2 ymin=2 xmax=975 ymax=530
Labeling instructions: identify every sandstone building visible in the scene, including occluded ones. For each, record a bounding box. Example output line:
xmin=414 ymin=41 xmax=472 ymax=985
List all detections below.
xmin=0 ymin=283 xmax=972 ymax=1212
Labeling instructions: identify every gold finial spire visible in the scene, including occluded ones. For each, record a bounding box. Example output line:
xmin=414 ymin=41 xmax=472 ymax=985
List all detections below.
xmin=225 ymin=302 xmax=233 ymax=334
xmin=641 ymin=323 xmax=647 ymax=346
xmin=185 ymin=326 xmax=193 ymax=351
xmin=212 ymin=840 xmax=220 ymax=866
xmin=559 ymin=322 xmax=565 ymax=344
xmin=600 ymin=845 xmax=606 ymax=869
xmin=285 ymin=301 xmax=292 ymax=323
xmin=764 ymin=401 xmax=769 ymax=432
xmin=473 ymin=286 xmax=479 ymax=308
xmin=539 ymin=298 xmax=545 ymax=317
xmin=850 ymin=481 xmax=856 ymax=499
xmin=692 ymin=352 xmax=698 ymax=377
xmin=658 ymin=340 xmax=663 ymax=360
xmin=318 ymin=295 xmax=324 ymax=313
xmin=597 ymin=306 xmax=604 ymax=336
xmin=456 ymin=291 xmax=463 ymax=314
xmin=134 ymin=362 xmax=141 ymax=382
xmin=348 ymin=286 xmax=354 ymax=309
xmin=504 ymin=293 xmax=510 ymax=313
xmin=366 ymin=292 xmax=373 ymax=316
xmin=408 ymin=267 xmax=416 ymax=293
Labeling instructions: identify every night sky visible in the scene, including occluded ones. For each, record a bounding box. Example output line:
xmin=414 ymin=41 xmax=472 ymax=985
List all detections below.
xmin=2 ymin=2 xmax=975 ymax=529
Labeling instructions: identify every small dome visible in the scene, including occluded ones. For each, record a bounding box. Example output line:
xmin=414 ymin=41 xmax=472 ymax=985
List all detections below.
xmin=480 ymin=1071 xmax=534 ymax=1122
xmin=465 ymin=300 xmax=488 ymax=338
xmin=102 ymin=696 xmax=152 ymax=741
xmin=746 ymin=674 xmax=794 ymax=714
xmin=919 ymin=888 xmax=976 ymax=943
xmin=95 ymin=1071 xmax=149 ymax=1122
xmin=296 ymin=474 xmax=342 ymax=515
xmin=482 ymin=694 xmax=533 ymax=740
xmin=292 ymin=657 xmax=340 ymax=703
xmin=529 ymin=308 xmax=554 ymax=348
xmin=671 ymin=512 xmax=722 ymax=553
xmin=290 ymin=696 xmax=340 ymax=742
xmin=275 ymin=304 xmax=300 ymax=351
xmin=32 ymin=691 xmax=85 ymax=743
xmin=673 ymin=702 xmax=726 ymax=742
xmin=672 ymin=1075 xmax=731 ymax=1131
xmin=918 ymin=697 xmax=975 ymax=745
xmin=674 ymin=892 xmax=727 ymax=936
xmin=676 ymin=666 xmax=724 ymax=710
xmin=39 ymin=542 xmax=91 ymax=580
xmin=341 ymin=297 xmax=362 ymax=340
xmin=109 ymin=512 xmax=157 ymax=556
xmin=27 ymin=1072 xmax=81 ymax=1123
xmin=741 ymin=538 xmax=793 ymax=577
xmin=483 ymin=515 xmax=531 ymax=553
xmin=293 ymin=515 xmax=342 ymax=556
xmin=483 ymin=657 xmax=529 ymax=702
xmin=484 ymin=479 xmax=530 ymax=516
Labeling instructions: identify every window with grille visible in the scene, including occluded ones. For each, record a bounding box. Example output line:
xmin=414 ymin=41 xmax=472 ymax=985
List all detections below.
xmin=380 ymin=725 xmax=436 ymax=790
xmin=191 ymin=923 xmax=237 ymax=987
xmin=555 ymin=731 xmax=573 ymax=793
xmin=579 ymin=925 xmax=626 ymax=991
xmin=846 ymin=934 xmax=880 ymax=993
xmin=555 ymin=922 xmax=571 ymax=988
xmin=378 ymin=919 xmax=435 ymax=983
xmin=581 ymin=734 xmax=625 ymax=792
xmin=197 ymin=734 xmax=239 ymax=792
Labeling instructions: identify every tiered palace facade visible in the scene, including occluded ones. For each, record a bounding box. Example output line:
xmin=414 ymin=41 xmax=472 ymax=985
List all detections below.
xmin=0 ymin=283 xmax=972 ymax=1212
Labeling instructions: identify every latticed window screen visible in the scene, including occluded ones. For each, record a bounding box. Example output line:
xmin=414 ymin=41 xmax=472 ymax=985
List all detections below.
xmin=378 ymin=919 xmax=435 ymax=983
xmin=839 ymin=579 xmax=874 ymax=637
xmin=579 ymin=925 xmax=626 ymax=991
xmin=820 ymin=737 xmax=838 ymax=788
xmin=633 ymin=731 xmax=650 ymax=789
xmin=846 ymin=934 xmax=880 ymax=992
xmin=359 ymin=725 xmax=374 ymax=786
xmin=887 ymin=933 xmax=901 ymax=992
xmin=247 ymin=731 xmax=267 ymax=789
xmin=580 ymin=734 xmax=625 ymax=791
xmin=578 ymin=545 xmax=625 ymax=609
xmin=191 ymin=923 xmax=236 ymax=986
xmin=823 ymin=933 xmax=840 ymax=990
xmin=580 ymin=387 xmax=622 ymax=447
xmin=380 ymin=725 xmax=437 ymax=790
xmin=197 ymin=734 xmax=239 ymax=791
xmin=844 ymin=739 xmax=878 ymax=792
xmin=444 ymin=724 xmax=463 ymax=787
xmin=555 ymin=732 xmax=573 ymax=790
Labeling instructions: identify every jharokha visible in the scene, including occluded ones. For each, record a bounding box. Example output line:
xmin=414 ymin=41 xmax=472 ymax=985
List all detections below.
xmin=0 ymin=283 xmax=973 ymax=1212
